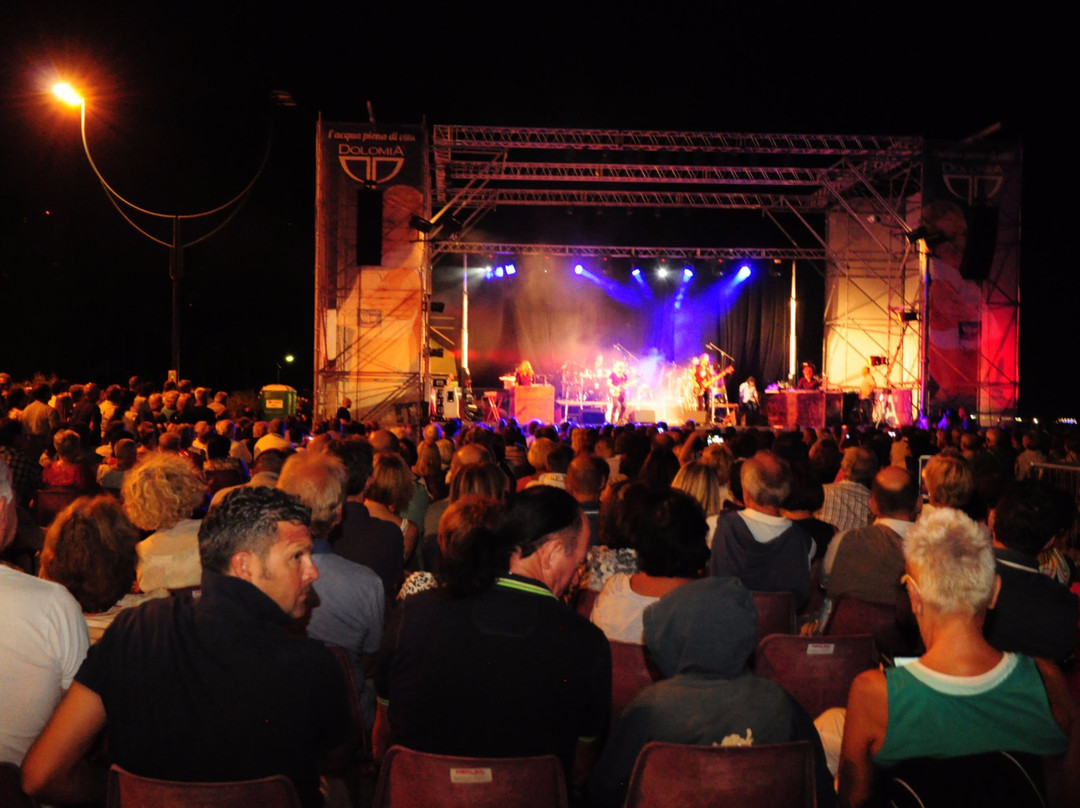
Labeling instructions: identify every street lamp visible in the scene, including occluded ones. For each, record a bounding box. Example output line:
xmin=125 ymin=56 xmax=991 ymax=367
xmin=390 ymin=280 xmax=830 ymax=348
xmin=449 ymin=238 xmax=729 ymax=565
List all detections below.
xmin=51 ymin=81 xmax=274 ymax=379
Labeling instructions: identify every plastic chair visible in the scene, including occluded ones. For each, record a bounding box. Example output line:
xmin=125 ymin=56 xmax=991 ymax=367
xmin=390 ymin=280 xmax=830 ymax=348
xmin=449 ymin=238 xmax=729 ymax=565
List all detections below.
xmin=622 ymin=740 xmax=814 ymax=808
xmin=0 ymin=762 xmax=39 ymax=808
xmin=825 ymin=594 xmax=920 ymax=658
xmin=33 ymin=487 xmax=84 ymax=527
xmin=609 ymin=640 xmax=663 ymax=726
xmin=885 ymin=751 xmax=1046 ymax=808
xmin=751 ymin=590 xmax=797 ymax=647
xmin=318 ymin=643 xmax=366 ymax=799
xmin=373 ymin=745 xmax=568 ymax=808
xmin=754 ymin=633 xmax=878 ymax=718
xmin=106 ymin=765 xmax=302 ymax=808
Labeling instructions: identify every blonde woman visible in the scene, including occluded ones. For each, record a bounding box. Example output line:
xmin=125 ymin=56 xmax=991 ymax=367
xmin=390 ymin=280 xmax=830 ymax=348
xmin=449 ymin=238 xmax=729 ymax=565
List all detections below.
xmin=122 ymin=452 xmax=206 ymax=592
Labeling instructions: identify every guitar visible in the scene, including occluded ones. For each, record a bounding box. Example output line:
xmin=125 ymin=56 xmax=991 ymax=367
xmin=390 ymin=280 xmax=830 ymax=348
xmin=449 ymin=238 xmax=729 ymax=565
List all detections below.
xmin=693 ymin=364 xmax=734 ymax=397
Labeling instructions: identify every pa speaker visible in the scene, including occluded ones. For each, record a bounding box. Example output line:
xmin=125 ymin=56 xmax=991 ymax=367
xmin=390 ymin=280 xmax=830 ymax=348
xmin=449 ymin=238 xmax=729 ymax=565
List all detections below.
xmin=356 ymin=188 xmax=383 ymax=267
xmin=958 ymin=204 xmax=998 ymax=281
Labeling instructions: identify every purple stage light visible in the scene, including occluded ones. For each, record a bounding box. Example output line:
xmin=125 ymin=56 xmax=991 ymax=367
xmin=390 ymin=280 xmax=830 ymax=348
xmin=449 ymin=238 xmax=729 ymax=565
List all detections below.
xmin=495 ymin=266 xmax=505 ymax=278
xmin=631 ymin=267 xmax=642 ymax=278
xmin=574 ymin=264 xmax=584 ymax=275
xmin=736 ymin=265 xmax=751 ymax=281
xmin=505 ymin=264 xmax=516 ymax=275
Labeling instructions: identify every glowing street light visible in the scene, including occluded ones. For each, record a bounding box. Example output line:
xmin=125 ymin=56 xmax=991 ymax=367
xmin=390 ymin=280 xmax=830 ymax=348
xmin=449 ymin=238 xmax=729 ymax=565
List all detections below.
xmin=50 ymin=78 xmax=274 ymax=380
xmin=51 ymin=82 xmax=83 ymax=106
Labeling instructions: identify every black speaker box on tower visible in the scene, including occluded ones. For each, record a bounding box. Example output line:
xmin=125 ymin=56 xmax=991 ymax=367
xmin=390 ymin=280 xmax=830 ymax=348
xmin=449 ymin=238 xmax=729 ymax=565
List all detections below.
xmin=957 ymin=204 xmax=998 ymax=281
xmin=356 ymin=188 xmax=383 ymax=267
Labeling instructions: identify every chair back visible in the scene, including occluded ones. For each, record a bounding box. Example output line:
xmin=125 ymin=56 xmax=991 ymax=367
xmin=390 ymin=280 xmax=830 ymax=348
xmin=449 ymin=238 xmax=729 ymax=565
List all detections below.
xmin=206 ymin=468 xmax=247 ymax=495
xmin=319 ymin=644 xmax=366 ymax=777
xmin=751 ymin=590 xmax=796 ymax=647
xmin=609 ymin=640 xmax=662 ymax=726
xmin=885 ymin=751 xmax=1046 ymax=808
xmin=373 ymin=746 xmax=568 ymax=808
xmin=0 ymin=762 xmax=39 ymax=808
xmin=107 ymin=765 xmax=302 ymax=808
xmin=33 ymin=487 xmax=84 ymax=527
xmin=825 ymin=594 xmax=920 ymax=658
xmin=623 ymin=741 xmax=814 ymax=808
xmin=754 ymin=634 xmax=878 ymax=718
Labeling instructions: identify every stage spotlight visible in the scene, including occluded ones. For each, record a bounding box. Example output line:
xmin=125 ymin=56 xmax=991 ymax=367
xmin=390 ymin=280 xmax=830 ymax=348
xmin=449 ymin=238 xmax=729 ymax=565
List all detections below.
xmin=631 ymin=267 xmax=642 ymax=278
xmin=657 ymin=267 xmax=669 ymax=279
xmin=495 ymin=266 xmax=504 ymax=278
xmin=683 ymin=267 xmax=694 ymax=281
xmin=574 ymin=264 xmax=584 ymax=275
xmin=484 ymin=267 xmax=494 ymax=281
xmin=505 ymin=264 xmax=516 ymax=275
xmin=736 ymin=265 xmax=752 ymax=281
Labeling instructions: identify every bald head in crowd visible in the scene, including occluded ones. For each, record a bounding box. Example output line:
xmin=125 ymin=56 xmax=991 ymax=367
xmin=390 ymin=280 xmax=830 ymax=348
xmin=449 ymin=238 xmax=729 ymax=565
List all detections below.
xmin=870 ymin=466 xmax=918 ymax=521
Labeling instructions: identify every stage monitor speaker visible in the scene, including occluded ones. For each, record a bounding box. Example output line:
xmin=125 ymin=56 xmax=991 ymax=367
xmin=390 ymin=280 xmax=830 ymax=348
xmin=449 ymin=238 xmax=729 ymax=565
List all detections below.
xmin=958 ymin=204 xmax=998 ymax=281
xmin=633 ymin=409 xmax=657 ymax=424
xmin=356 ymin=188 xmax=383 ymax=266
xmin=581 ymin=410 xmax=605 ymax=425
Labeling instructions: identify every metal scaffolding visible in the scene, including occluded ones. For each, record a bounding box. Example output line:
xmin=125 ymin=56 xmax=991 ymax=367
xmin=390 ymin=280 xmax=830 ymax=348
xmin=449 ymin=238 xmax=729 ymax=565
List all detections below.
xmin=424 ymin=124 xmax=926 ymax=415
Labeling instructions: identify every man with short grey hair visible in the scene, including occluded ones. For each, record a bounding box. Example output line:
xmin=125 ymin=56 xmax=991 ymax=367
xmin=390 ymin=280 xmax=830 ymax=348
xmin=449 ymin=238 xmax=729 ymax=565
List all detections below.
xmin=816 ymin=445 xmax=878 ymax=533
xmin=709 ymin=450 xmax=814 ymax=608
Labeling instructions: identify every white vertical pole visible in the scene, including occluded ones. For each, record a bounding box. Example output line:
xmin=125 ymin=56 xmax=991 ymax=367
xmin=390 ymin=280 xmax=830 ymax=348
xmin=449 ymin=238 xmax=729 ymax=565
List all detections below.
xmin=789 ymin=260 xmax=797 ymax=380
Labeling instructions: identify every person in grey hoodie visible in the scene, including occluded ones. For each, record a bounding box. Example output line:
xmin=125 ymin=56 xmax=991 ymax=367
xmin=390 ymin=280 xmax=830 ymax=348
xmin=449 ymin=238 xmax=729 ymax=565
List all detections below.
xmin=587 ymin=576 xmax=836 ymax=807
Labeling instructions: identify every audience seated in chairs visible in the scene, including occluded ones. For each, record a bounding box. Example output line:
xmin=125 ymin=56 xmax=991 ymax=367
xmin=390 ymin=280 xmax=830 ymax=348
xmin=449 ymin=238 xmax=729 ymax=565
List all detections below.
xmin=837 ymin=508 xmax=1078 ymax=807
xmin=588 ymin=577 xmax=834 ymax=808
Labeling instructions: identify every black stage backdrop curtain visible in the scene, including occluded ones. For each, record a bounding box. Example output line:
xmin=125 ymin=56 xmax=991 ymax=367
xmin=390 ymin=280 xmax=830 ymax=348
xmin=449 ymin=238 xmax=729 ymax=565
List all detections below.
xmin=433 ymin=257 xmax=824 ymax=395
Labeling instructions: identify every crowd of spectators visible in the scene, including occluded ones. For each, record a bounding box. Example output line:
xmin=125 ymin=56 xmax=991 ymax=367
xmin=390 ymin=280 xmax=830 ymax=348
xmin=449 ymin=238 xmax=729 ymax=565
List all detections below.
xmin=2 ymin=368 xmax=1079 ymax=806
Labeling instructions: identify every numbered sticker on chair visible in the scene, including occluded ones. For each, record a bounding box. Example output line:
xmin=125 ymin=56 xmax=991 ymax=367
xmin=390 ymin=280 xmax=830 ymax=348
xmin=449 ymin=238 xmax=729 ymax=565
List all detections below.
xmin=450 ymin=767 xmax=493 ymax=784
xmin=806 ymin=643 xmax=836 ymax=655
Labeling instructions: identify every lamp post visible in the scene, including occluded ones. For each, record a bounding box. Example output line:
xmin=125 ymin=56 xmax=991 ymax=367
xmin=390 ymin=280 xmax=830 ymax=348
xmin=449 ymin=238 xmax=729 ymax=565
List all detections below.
xmin=276 ymin=354 xmax=294 ymax=383
xmin=51 ymin=81 xmax=273 ymax=380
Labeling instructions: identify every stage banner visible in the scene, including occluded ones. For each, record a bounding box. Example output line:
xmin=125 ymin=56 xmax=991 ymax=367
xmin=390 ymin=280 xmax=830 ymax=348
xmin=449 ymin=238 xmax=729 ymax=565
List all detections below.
xmin=922 ymin=141 xmax=1020 ymax=422
xmin=314 ymin=121 xmax=429 ymax=422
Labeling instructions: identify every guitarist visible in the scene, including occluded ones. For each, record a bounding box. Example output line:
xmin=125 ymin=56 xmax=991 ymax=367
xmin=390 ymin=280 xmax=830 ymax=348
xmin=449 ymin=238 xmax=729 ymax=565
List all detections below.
xmin=607 ymin=360 xmax=631 ymax=424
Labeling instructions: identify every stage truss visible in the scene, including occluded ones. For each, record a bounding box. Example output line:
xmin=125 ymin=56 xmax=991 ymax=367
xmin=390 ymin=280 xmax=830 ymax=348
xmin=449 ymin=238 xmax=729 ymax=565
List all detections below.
xmin=414 ymin=125 xmax=928 ymax=422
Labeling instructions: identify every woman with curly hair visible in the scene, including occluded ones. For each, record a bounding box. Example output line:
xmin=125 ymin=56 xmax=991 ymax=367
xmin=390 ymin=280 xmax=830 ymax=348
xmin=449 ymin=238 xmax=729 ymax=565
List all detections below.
xmin=122 ymin=452 xmax=207 ymax=592
xmin=40 ymin=495 xmax=168 ymax=641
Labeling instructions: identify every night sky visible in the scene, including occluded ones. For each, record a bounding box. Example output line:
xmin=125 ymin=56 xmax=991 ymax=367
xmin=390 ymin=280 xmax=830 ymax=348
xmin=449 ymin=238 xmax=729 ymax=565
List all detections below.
xmin=0 ymin=2 xmax=1071 ymax=416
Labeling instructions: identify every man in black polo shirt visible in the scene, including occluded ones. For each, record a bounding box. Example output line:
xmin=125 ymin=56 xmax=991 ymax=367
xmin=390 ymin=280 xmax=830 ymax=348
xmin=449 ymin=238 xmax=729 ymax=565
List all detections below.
xmin=374 ymin=487 xmax=611 ymax=788
xmin=22 ymin=487 xmax=349 ymax=807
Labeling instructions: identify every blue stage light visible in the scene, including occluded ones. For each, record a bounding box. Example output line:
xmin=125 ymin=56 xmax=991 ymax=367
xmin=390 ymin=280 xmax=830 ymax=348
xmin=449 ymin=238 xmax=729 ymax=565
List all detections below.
xmin=683 ymin=267 xmax=694 ymax=281
xmin=736 ymin=265 xmax=752 ymax=281
xmin=631 ymin=267 xmax=642 ymax=278
xmin=505 ymin=264 xmax=516 ymax=275
xmin=574 ymin=264 xmax=584 ymax=275
xmin=484 ymin=267 xmax=493 ymax=281
xmin=495 ymin=266 xmax=505 ymax=278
